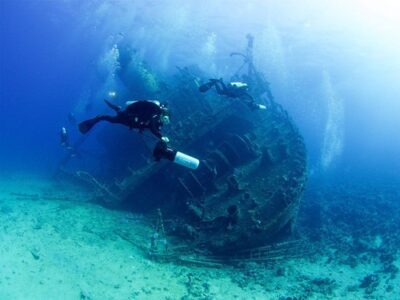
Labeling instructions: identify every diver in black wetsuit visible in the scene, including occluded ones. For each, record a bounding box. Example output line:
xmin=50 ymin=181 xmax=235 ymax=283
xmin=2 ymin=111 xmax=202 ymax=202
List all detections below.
xmin=78 ymin=99 xmax=170 ymax=142
xmin=199 ymin=78 xmax=267 ymax=110
xmin=78 ymin=99 xmax=200 ymax=169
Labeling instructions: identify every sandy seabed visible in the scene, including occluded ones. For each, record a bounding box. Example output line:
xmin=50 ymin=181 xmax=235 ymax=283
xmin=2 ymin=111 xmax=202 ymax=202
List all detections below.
xmin=0 ymin=175 xmax=399 ymax=300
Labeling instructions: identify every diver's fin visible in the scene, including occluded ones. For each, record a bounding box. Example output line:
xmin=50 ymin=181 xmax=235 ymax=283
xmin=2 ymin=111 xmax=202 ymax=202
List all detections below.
xmin=104 ymin=99 xmax=121 ymax=112
xmin=78 ymin=118 xmax=99 ymax=134
xmin=199 ymin=81 xmax=215 ymax=93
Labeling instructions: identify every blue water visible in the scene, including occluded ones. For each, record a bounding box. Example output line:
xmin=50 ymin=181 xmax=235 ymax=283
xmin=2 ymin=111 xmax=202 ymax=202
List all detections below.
xmin=1 ymin=0 xmax=399 ymax=181
xmin=1 ymin=1 xmax=400 ymax=297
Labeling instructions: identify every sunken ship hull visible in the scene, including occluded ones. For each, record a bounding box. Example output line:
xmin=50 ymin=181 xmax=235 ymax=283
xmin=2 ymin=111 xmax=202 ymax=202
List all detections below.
xmin=110 ymin=82 xmax=307 ymax=254
xmin=60 ymin=38 xmax=307 ymax=255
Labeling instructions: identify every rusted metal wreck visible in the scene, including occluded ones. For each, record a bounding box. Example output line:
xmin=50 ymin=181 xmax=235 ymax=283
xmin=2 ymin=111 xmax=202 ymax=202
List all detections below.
xmin=58 ymin=36 xmax=308 ymax=257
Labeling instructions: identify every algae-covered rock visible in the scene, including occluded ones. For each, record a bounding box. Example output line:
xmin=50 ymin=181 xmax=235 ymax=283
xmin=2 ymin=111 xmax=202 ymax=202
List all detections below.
xmin=116 ymin=44 xmax=161 ymax=96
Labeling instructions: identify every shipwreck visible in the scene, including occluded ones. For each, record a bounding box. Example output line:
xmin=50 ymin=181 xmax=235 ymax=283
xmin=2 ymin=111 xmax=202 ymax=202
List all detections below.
xmin=57 ymin=35 xmax=308 ymax=259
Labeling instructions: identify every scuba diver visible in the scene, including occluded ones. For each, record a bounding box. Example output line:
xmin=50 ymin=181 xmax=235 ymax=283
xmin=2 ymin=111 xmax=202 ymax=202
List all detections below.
xmin=60 ymin=127 xmax=70 ymax=148
xmin=78 ymin=99 xmax=199 ymax=169
xmin=59 ymin=126 xmax=79 ymax=158
xmin=78 ymin=99 xmax=170 ymax=142
xmin=199 ymin=78 xmax=267 ymax=110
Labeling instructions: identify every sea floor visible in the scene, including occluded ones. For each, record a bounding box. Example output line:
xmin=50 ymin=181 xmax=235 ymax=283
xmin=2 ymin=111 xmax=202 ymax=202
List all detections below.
xmin=0 ymin=175 xmax=399 ymax=300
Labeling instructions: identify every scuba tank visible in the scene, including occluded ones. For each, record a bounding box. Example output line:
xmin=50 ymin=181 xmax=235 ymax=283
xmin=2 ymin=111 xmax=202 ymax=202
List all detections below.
xmin=230 ymin=81 xmax=248 ymax=89
xmin=153 ymin=141 xmax=200 ymax=170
